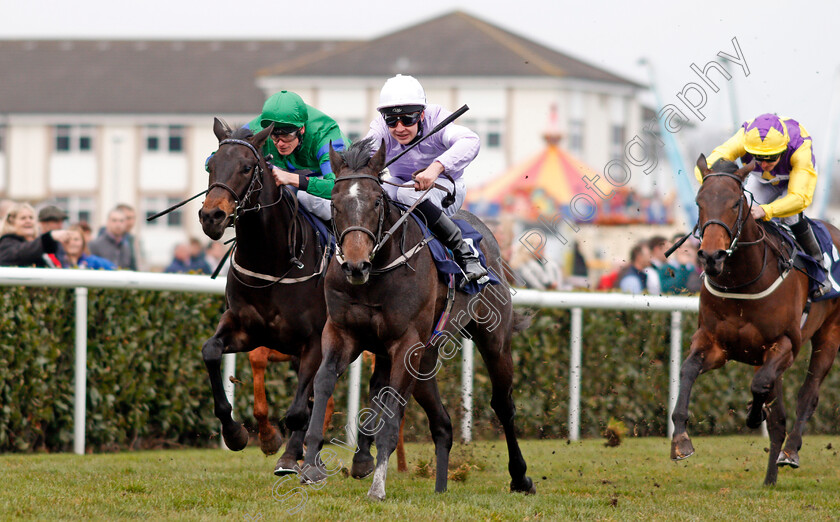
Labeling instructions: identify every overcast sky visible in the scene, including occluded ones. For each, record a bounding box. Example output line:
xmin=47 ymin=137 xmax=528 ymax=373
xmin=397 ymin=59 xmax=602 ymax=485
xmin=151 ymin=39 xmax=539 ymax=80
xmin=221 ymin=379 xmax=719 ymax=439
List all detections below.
xmin=3 ymin=0 xmax=840 ymax=165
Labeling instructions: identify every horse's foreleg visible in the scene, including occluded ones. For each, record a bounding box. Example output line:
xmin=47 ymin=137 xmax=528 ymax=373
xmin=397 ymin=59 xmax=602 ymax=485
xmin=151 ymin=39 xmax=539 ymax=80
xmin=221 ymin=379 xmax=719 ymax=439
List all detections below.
xmin=764 ymin=376 xmax=787 ymax=486
xmin=411 ymin=346 xmax=452 ymax=493
xmin=276 ymin=338 xmax=323 ymax=476
xmin=286 ymin=337 xmax=322 ymax=433
xmin=250 ymin=347 xmax=284 ymax=455
xmin=202 ymin=311 xmax=249 ymax=451
xmin=300 ymin=321 xmax=360 ymax=484
xmin=748 ymin=337 xmax=794 ymax=429
xmin=671 ymin=333 xmax=727 ymax=460
xmin=397 ymin=418 xmax=407 ymax=473
xmin=352 ymin=354 xmax=391 ymax=479
xmin=367 ymin=338 xmax=420 ymax=501
xmin=780 ymin=329 xmax=840 ymax=469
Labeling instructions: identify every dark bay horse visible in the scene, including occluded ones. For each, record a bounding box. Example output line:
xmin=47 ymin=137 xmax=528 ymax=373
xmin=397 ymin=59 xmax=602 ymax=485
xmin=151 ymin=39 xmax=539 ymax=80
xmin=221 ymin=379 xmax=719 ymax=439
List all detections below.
xmin=300 ymin=139 xmax=534 ymax=500
xmin=199 ymin=119 xmax=328 ymax=473
xmin=671 ymin=155 xmax=840 ymax=485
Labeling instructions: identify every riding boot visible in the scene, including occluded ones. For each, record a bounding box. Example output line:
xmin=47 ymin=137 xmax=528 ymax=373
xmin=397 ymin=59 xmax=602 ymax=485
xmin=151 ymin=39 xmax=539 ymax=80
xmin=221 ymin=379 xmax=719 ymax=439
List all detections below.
xmin=432 ymin=213 xmax=488 ymax=287
xmin=414 ymin=200 xmax=488 ymax=288
xmin=791 ymin=218 xmax=832 ymax=297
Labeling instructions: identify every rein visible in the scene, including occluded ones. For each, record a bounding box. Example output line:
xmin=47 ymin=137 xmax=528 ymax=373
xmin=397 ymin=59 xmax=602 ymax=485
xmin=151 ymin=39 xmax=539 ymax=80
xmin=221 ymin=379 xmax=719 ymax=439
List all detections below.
xmin=698 ymin=171 xmax=795 ymax=296
xmin=332 ymin=173 xmax=439 ymax=267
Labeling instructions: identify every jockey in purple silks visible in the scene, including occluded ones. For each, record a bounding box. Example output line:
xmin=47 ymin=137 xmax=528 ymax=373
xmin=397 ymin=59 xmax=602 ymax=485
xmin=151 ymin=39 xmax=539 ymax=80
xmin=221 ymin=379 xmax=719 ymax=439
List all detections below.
xmin=694 ymin=113 xmax=831 ymax=297
xmin=365 ymin=74 xmax=487 ymax=287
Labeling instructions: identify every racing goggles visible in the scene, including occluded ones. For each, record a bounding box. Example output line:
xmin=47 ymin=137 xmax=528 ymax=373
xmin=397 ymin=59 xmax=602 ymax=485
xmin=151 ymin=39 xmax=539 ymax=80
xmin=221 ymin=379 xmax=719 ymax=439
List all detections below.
xmin=752 ymin=152 xmax=783 ymax=162
xmin=271 ymin=126 xmax=301 ymax=143
xmin=383 ymin=111 xmax=422 ymax=128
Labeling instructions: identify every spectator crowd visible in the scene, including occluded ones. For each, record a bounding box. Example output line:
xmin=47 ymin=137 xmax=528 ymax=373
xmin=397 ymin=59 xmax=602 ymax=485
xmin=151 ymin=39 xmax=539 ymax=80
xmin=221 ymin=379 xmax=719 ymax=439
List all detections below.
xmin=0 ymin=199 xmax=228 ymax=275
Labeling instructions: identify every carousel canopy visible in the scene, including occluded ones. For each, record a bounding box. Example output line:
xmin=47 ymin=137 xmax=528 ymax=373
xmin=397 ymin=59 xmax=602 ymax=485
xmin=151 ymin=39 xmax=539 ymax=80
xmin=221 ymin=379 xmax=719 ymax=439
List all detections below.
xmin=466 ymin=109 xmax=599 ymax=221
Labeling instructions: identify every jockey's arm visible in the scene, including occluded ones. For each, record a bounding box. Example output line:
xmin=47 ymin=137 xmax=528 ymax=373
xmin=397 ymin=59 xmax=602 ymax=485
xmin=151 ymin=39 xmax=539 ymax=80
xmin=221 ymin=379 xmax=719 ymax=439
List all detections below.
xmin=299 ymin=169 xmax=335 ymax=199
xmin=434 ymin=123 xmax=480 ymax=179
xmin=760 ymin=141 xmax=817 ymax=220
xmin=693 ymin=128 xmax=747 ymax=183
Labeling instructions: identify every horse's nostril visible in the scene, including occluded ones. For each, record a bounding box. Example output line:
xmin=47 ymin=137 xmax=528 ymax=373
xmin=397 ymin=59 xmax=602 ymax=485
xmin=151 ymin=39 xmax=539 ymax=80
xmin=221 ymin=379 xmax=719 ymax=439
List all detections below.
xmin=360 ymin=261 xmax=371 ymax=273
xmin=212 ymin=209 xmax=226 ymax=223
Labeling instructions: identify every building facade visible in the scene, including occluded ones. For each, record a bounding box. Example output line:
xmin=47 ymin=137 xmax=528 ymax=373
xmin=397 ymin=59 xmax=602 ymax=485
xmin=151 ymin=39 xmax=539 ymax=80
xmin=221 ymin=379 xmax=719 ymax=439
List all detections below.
xmin=0 ymin=11 xmax=644 ymax=268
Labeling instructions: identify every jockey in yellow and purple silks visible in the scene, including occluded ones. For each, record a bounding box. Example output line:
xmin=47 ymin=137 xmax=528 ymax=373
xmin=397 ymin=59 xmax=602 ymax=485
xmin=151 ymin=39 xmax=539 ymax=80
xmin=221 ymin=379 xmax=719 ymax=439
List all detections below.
xmin=694 ymin=113 xmax=830 ymax=296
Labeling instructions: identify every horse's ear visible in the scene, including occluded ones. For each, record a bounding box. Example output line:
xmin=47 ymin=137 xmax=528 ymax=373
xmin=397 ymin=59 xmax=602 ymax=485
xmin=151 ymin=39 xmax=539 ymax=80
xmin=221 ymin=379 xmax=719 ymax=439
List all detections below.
xmin=736 ymin=160 xmax=756 ymax=180
xmin=696 ymin=154 xmax=711 ymax=178
xmin=370 ymin=139 xmax=387 ymax=176
xmin=253 ymin=123 xmax=273 ymax=149
xmin=213 ymin=117 xmax=232 ymax=142
xmin=329 ymin=143 xmax=345 ymax=176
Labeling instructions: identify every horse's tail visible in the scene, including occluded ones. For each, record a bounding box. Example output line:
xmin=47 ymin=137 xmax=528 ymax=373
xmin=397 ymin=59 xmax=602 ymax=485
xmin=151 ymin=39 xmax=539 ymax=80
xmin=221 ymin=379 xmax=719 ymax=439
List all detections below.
xmin=512 ymin=308 xmax=533 ymax=333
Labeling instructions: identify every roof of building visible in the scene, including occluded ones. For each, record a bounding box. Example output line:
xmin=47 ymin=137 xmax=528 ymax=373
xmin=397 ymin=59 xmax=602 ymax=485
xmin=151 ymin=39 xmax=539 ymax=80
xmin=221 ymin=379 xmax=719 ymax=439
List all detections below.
xmin=259 ymin=11 xmax=641 ymax=86
xmin=0 ymin=11 xmax=639 ymax=115
xmin=0 ymin=40 xmax=354 ymax=114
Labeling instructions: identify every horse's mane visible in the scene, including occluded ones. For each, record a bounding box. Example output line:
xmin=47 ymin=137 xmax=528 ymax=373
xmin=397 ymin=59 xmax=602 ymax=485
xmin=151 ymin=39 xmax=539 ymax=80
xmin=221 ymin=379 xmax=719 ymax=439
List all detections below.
xmin=710 ymin=158 xmax=740 ymax=174
xmin=337 ymin=138 xmax=375 ymax=171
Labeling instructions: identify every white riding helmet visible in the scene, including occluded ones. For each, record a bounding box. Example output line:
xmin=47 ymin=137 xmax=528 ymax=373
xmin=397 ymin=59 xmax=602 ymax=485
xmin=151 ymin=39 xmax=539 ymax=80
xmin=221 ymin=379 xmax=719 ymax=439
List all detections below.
xmin=377 ymin=74 xmax=426 ymax=112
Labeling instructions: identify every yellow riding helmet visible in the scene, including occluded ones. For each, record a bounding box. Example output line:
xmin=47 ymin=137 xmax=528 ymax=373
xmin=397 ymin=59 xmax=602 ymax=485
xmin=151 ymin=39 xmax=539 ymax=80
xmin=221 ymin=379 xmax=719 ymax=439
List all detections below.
xmin=743 ymin=113 xmax=790 ymax=156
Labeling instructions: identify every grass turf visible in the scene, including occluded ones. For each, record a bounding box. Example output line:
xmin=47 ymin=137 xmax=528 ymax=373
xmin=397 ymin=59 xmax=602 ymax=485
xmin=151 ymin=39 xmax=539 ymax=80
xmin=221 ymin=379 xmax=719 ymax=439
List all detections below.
xmin=1 ymin=436 xmax=839 ymax=520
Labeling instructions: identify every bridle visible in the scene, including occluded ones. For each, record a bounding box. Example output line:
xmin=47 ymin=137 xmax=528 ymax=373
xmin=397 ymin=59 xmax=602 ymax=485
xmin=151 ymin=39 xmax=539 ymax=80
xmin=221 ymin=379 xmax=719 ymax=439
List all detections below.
xmin=697 ymin=171 xmax=789 ymax=292
xmin=208 ymin=138 xmax=283 ymax=225
xmin=697 ymin=172 xmax=754 ymax=257
xmin=332 ymin=171 xmax=449 ymax=266
xmin=331 ymin=173 xmax=390 ymax=261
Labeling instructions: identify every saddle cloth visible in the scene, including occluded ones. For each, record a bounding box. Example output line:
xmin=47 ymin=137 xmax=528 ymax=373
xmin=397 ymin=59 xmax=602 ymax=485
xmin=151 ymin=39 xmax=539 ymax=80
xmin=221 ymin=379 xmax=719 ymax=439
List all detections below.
xmin=770 ymin=218 xmax=840 ymax=301
xmin=409 ymin=213 xmax=501 ymax=295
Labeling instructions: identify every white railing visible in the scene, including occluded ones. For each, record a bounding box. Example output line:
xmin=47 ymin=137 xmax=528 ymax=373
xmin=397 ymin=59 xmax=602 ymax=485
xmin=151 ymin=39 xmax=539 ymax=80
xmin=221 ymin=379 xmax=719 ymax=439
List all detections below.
xmin=0 ymin=267 xmax=698 ymax=453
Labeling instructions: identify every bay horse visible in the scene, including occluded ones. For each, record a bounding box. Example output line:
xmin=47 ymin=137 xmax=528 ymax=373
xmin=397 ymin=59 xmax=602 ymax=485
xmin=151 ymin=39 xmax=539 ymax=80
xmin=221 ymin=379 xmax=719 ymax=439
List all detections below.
xmin=300 ymin=139 xmax=534 ymax=500
xmin=671 ymin=155 xmax=840 ymax=485
xmin=199 ymin=119 xmax=328 ymax=473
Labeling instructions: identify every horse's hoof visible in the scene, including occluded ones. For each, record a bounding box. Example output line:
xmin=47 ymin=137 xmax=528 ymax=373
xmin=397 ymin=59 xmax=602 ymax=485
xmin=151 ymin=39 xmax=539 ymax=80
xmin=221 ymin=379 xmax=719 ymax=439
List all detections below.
xmin=671 ymin=432 xmax=695 ymax=460
xmin=259 ymin=428 xmax=283 ymax=456
xmin=351 ymin=458 xmax=375 ymax=479
xmin=367 ymin=489 xmax=386 ymax=501
xmin=222 ymin=424 xmax=249 ymax=451
xmin=776 ymin=450 xmax=800 ymax=469
xmin=274 ymin=455 xmax=300 ymax=476
xmin=511 ymin=476 xmax=536 ymax=495
xmin=300 ymin=466 xmax=328 ymax=485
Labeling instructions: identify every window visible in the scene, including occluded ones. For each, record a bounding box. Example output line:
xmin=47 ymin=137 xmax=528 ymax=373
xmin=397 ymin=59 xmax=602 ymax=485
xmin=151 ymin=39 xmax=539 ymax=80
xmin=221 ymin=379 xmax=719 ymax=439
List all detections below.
xmin=50 ymin=195 xmax=95 ymax=225
xmin=610 ymin=125 xmax=626 ymax=162
xmin=335 ymin=118 xmax=364 ymax=143
xmin=145 ymin=125 xmax=185 ymax=153
xmin=168 ymin=126 xmax=184 ymax=152
xmin=143 ymin=196 xmax=184 ymax=228
xmin=54 ymin=125 xmax=94 ymax=153
xmin=461 ymin=118 xmax=503 ymax=149
xmin=56 ymin=125 xmax=71 ymax=152
xmin=568 ymin=120 xmax=584 ymax=155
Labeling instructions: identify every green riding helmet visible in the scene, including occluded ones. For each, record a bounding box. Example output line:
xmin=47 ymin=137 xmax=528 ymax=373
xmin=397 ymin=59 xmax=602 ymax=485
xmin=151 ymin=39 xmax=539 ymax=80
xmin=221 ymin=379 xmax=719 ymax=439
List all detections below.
xmin=259 ymin=90 xmax=309 ymax=131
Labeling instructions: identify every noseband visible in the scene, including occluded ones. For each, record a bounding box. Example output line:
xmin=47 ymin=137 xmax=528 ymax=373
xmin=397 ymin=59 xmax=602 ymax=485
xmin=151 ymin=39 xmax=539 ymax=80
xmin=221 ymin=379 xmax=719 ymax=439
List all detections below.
xmin=698 ymin=172 xmax=750 ymax=256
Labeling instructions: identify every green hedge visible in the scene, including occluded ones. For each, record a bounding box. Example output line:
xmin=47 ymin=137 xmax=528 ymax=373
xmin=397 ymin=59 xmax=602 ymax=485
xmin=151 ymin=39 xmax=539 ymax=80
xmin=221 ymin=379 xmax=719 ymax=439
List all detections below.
xmin=1 ymin=287 xmax=839 ymax=452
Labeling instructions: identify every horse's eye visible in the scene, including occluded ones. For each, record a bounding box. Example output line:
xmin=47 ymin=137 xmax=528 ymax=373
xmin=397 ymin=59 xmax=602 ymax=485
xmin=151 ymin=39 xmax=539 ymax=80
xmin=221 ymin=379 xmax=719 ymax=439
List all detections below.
xmin=242 ymin=165 xmax=252 ymax=174
xmin=374 ymin=199 xmax=381 ymax=208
